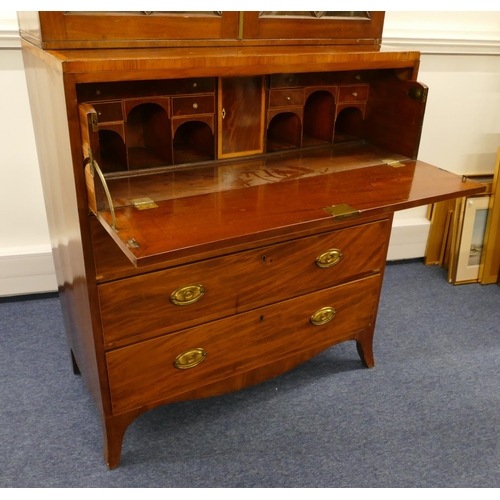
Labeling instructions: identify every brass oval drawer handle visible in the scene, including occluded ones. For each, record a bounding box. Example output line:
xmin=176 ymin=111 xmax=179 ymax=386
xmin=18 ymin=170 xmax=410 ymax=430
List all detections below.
xmin=352 ymin=92 xmax=358 ymax=97
xmin=170 ymin=284 xmax=206 ymax=306
xmin=192 ymin=102 xmax=198 ymax=109
xmin=174 ymin=348 xmax=207 ymax=370
xmin=316 ymin=249 xmax=343 ymax=268
xmin=310 ymin=307 xmax=336 ymax=326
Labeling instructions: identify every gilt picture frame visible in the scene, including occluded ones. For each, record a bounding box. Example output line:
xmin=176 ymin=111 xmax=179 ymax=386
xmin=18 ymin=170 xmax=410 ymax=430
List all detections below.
xmin=479 ymin=147 xmax=500 ymax=284
xmin=453 ymin=195 xmax=490 ymax=284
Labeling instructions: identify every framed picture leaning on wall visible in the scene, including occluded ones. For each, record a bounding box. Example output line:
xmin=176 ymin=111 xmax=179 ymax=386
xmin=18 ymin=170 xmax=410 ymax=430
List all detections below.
xmin=453 ymin=195 xmax=490 ymax=284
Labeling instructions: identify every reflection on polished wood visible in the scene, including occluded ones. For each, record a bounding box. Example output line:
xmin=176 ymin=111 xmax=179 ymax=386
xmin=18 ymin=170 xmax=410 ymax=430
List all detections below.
xmin=96 ymin=146 xmax=483 ymax=267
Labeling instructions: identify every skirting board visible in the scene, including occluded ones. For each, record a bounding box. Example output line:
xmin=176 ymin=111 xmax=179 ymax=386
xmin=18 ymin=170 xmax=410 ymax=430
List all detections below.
xmin=387 ymin=217 xmax=431 ymax=261
xmin=0 ymin=247 xmax=57 ymax=297
xmin=0 ymin=218 xmax=430 ymax=297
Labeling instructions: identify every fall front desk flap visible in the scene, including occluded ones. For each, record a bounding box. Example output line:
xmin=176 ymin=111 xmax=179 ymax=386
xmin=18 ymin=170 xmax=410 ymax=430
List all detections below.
xmin=86 ymin=142 xmax=485 ymax=267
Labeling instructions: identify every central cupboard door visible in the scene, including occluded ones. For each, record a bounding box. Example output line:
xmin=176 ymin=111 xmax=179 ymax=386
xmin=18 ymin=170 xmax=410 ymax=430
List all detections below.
xmin=218 ymin=76 xmax=265 ymax=158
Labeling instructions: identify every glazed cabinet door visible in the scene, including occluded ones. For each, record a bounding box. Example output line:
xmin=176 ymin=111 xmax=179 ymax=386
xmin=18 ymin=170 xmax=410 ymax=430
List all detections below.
xmin=242 ymin=11 xmax=385 ymax=44
xmin=19 ymin=11 xmax=239 ymax=48
xmin=19 ymin=11 xmax=384 ymax=49
xmin=218 ymin=76 xmax=266 ymax=159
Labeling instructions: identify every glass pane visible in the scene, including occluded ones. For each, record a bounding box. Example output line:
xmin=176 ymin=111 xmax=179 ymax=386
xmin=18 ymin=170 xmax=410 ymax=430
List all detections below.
xmin=64 ymin=12 xmax=222 ymax=17
xmin=468 ymin=208 xmax=488 ymax=266
xmin=260 ymin=11 xmax=369 ymax=19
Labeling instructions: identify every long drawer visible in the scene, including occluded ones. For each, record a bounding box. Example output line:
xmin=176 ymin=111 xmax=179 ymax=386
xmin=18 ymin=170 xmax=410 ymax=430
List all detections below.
xmin=98 ymin=219 xmax=390 ymax=346
xmin=106 ymin=273 xmax=382 ymax=412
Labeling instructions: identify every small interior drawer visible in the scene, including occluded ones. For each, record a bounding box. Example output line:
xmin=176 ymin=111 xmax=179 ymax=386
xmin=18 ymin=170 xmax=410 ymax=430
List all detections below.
xmin=98 ymin=219 xmax=390 ymax=347
xmin=268 ymin=88 xmax=304 ymax=108
xmin=106 ymin=273 xmax=382 ymax=412
xmin=269 ymin=73 xmax=301 ymax=88
xmin=93 ymin=101 xmax=123 ymax=123
xmin=172 ymin=95 xmax=215 ymax=116
xmin=169 ymin=78 xmax=216 ymax=95
xmin=338 ymin=85 xmax=369 ymax=102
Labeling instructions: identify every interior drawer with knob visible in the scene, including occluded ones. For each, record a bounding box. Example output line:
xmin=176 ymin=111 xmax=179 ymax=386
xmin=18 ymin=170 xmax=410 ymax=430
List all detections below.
xmin=171 ymin=95 xmax=215 ymax=116
xmin=268 ymin=88 xmax=305 ymax=108
xmin=106 ymin=273 xmax=382 ymax=412
xmin=338 ymin=85 xmax=369 ymax=103
xmin=92 ymin=101 xmax=123 ymax=124
xmin=98 ymin=218 xmax=390 ymax=348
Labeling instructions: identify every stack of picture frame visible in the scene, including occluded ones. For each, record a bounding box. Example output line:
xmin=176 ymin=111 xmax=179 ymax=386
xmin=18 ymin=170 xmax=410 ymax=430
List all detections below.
xmin=425 ymin=147 xmax=500 ymax=285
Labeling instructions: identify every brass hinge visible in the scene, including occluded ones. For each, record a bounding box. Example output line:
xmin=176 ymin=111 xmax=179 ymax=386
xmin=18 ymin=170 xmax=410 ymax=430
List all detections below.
xmin=88 ymin=148 xmax=95 ymax=175
xmin=127 ymin=238 xmax=140 ymax=248
xmin=381 ymin=158 xmax=405 ymax=168
xmin=323 ymin=204 xmax=360 ymax=220
xmin=131 ymin=197 xmax=158 ymax=210
xmin=91 ymin=112 xmax=99 ymax=132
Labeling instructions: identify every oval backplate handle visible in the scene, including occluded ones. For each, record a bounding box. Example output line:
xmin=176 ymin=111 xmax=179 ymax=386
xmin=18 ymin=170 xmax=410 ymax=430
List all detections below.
xmin=174 ymin=348 xmax=207 ymax=370
xmin=316 ymin=249 xmax=343 ymax=268
xmin=170 ymin=284 xmax=206 ymax=306
xmin=310 ymin=307 xmax=336 ymax=326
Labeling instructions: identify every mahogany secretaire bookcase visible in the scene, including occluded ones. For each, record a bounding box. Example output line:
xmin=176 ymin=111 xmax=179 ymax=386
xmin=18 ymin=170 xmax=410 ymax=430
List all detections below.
xmin=18 ymin=11 xmax=484 ymax=468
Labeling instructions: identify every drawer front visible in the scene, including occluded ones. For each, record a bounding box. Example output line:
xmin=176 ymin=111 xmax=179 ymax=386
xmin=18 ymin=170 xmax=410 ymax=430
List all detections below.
xmin=172 ymin=95 xmax=215 ymax=116
xmin=106 ymin=273 xmax=382 ymax=412
xmin=93 ymin=101 xmax=123 ymax=123
xmin=167 ymin=78 xmax=216 ymax=95
xmin=269 ymin=73 xmax=301 ymax=88
xmin=77 ymin=78 xmax=216 ymax=102
xmin=98 ymin=219 xmax=390 ymax=346
xmin=269 ymin=89 xmax=304 ymax=108
xmin=338 ymin=85 xmax=369 ymax=102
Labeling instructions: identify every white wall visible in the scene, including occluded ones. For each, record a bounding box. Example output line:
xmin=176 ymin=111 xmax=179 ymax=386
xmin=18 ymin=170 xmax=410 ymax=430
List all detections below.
xmin=1 ymin=11 xmax=500 ymax=295
xmin=0 ymin=11 xmax=56 ymax=296
xmin=384 ymin=11 xmax=500 ymax=260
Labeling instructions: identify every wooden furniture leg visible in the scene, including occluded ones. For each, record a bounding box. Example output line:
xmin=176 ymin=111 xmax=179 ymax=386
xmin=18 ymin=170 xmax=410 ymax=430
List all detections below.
xmin=102 ymin=409 xmax=145 ymax=469
xmin=355 ymin=329 xmax=375 ymax=368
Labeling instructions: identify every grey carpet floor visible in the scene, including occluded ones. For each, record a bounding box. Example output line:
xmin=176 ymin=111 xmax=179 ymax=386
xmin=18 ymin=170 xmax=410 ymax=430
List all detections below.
xmin=1 ymin=260 xmax=500 ymax=487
